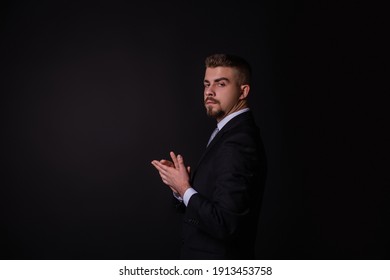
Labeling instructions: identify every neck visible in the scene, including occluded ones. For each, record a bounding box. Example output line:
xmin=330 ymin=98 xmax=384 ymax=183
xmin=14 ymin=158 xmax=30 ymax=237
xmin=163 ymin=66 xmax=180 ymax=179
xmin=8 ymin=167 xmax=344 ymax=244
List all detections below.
xmin=216 ymin=101 xmax=248 ymax=122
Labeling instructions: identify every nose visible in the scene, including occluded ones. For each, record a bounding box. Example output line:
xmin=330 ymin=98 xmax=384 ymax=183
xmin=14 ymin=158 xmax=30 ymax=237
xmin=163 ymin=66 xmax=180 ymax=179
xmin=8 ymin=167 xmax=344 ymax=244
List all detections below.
xmin=204 ymin=85 xmax=215 ymax=97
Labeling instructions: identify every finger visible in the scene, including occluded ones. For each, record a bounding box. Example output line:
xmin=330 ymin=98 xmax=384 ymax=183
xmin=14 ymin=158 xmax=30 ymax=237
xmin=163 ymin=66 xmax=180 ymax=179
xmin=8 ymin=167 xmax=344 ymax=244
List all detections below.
xmin=163 ymin=179 xmax=171 ymax=186
xmin=177 ymin=154 xmax=186 ymax=170
xmin=151 ymin=161 xmax=168 ymax=173
xmin=160 ymin=159 xmax=174 ymax=167
xmin=159 ymin=172 xmax=169 ymax=183
xmin=151 ymin=161 xmax=159 ymax=170
xmin=152 ymin=160 xmax=167 ymax=169
xmin=170 ymin=151 xmax=179 ymax=169
xmin=151 ymin=160 xmax=159 ymax=169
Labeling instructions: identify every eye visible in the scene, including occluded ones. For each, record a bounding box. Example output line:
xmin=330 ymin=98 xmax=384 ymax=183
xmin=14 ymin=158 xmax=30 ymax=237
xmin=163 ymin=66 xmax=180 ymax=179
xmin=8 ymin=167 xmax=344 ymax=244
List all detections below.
xmin=218 ymin=82 xmax=225 ymax=87
xmin=204 ymin=83 xmax=210 ymax=88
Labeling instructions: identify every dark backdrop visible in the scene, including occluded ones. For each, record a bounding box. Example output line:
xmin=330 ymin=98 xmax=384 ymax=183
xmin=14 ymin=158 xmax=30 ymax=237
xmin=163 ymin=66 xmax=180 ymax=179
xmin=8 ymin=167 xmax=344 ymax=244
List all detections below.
xmin=1 ymin=0 xmax=388 ymax=259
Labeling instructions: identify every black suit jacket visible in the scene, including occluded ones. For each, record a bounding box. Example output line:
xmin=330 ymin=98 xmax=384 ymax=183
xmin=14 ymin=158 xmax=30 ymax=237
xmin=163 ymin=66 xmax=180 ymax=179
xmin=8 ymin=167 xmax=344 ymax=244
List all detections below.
xmin=178 ymin=111 xmax=267 ymax=259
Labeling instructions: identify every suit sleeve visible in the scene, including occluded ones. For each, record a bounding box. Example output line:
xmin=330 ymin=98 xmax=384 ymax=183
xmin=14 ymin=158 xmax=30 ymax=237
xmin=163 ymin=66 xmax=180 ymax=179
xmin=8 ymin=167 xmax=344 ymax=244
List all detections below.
xmin=185 ymin=131 xmax=262 ymax=240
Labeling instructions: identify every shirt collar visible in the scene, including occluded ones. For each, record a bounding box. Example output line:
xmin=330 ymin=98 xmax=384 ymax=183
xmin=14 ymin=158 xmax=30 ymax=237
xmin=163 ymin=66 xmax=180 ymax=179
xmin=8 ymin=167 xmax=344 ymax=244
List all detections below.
xmin=217 ymin=108 xmax=250 ymax=131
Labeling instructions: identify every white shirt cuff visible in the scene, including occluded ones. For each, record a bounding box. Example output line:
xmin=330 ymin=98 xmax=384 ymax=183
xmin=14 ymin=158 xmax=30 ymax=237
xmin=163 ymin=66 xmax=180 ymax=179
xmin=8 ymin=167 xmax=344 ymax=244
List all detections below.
xmin=183 ymin=187 xmax=198 ymax=206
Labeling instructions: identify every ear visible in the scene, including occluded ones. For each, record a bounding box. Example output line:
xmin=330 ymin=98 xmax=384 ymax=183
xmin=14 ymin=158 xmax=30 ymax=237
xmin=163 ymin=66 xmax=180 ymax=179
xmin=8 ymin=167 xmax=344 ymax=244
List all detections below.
xmin=239 ymin=84 xmax=250 ymax=100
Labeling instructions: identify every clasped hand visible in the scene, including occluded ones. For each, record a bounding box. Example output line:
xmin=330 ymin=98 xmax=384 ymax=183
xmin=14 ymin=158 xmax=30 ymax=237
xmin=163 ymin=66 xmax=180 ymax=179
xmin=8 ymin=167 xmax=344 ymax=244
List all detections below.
xmin=151 ymin=151 xmax=191 ymax=198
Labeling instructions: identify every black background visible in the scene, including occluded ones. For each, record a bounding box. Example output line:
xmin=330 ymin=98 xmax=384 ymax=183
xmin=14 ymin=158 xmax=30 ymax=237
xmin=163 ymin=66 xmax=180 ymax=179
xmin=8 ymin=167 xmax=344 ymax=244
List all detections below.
xmin=1 ymin=0 xmax=388 ymax=259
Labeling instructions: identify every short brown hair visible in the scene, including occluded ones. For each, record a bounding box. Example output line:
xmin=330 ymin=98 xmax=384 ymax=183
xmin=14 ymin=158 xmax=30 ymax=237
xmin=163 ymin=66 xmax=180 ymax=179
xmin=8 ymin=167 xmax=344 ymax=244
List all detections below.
xmin=205 ymin=53 xmax=252 ymax=85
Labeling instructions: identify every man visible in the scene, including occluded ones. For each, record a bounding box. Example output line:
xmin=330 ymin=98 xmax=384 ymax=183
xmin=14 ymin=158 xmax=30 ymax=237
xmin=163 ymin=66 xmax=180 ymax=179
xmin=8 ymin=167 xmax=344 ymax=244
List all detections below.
xmin=151 ymin=53 xmax=266 ymax=259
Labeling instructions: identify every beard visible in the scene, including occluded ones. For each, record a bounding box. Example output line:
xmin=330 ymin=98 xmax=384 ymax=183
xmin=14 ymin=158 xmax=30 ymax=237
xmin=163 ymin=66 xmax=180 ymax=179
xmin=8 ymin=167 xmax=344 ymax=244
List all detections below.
xmin=206 ymin=105 xmax=224 ymax=119
xmin=205 ymin=97 xmax=224 ymax=119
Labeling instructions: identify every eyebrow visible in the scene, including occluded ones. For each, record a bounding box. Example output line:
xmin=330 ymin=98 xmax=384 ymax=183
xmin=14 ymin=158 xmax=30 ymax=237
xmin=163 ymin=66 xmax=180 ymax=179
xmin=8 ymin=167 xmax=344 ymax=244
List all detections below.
xmin=204 ymin=77 xmax=230 ymax=83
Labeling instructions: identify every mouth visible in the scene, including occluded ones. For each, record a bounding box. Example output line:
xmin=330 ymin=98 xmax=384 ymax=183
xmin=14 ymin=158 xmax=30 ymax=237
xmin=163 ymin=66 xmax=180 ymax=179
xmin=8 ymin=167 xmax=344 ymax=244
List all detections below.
xmin=205 ymin=98 xmax=218 ymax=105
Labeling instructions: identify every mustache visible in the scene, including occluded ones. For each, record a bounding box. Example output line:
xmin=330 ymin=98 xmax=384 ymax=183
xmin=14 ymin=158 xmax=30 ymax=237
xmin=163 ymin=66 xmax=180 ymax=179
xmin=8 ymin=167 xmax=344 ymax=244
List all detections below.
xmin=204 ymin=97 xmax=219 ymax=104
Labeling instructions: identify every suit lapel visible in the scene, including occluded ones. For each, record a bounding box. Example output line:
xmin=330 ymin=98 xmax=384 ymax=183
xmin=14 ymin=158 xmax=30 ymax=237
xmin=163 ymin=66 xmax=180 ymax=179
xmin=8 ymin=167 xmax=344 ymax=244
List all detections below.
xmin=190 ymin=129 xmax=225 ymax=181
xmin=190 ymin=111 xmax=252 ymax=182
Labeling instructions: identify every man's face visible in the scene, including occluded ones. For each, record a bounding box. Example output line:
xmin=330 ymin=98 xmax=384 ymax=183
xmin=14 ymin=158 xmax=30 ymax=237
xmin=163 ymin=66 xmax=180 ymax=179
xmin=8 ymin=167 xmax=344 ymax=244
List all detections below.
xmin=203 ymin=66 xmax=246 ymax=122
